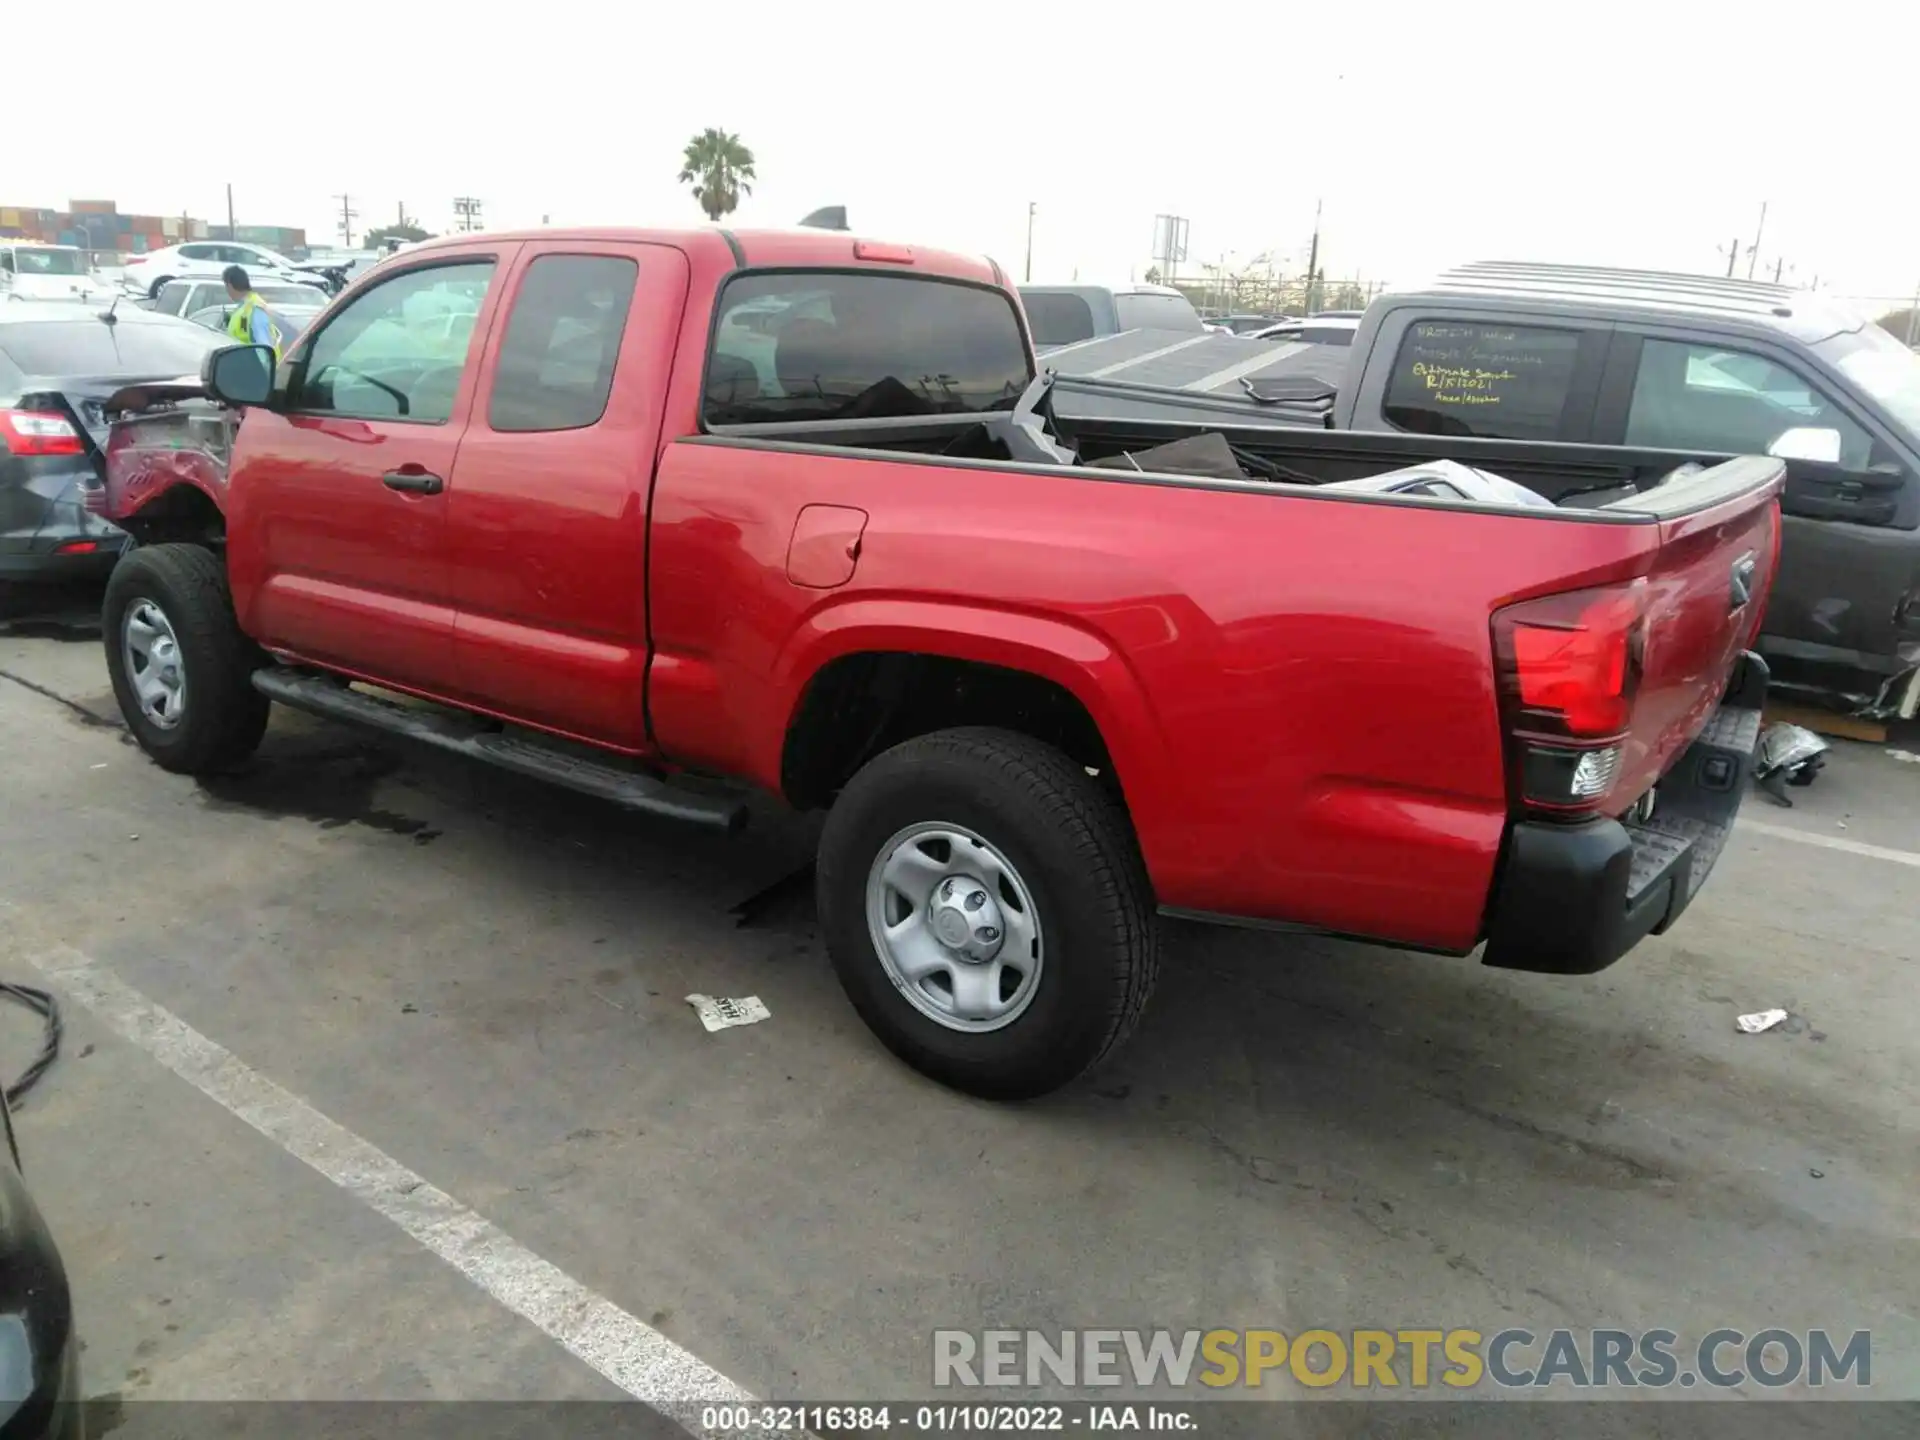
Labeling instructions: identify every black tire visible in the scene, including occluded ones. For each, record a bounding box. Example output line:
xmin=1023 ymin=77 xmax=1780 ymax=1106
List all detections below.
xmin=817 ymin=727 xmax=1159 ymax=1100
xmin=103 ymin=544 xmax=269 ymax=774
xmin=147 ymin=276 xmax=172 ymax=300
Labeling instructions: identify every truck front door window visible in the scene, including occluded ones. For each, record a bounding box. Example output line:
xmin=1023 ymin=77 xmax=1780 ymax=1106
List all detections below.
xmin=1625 ymin=339 xmax=1874 ymax=469
xmin=294 ymin=261 xmax=495 ymax=424
xmin=487 ymin=255 xmax=639 ymax=433
xmin=1383 ymin=322 xmax=1582 ymax=440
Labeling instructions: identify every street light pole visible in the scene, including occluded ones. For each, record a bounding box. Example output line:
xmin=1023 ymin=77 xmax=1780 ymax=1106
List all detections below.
xmin=1305 ymin=198 xmax=1322 ymax=314
xmin=1746 ymin=201 xmax=1767 ymax=280
xmin=1024 ymin=202 xmax=1035 ymax=283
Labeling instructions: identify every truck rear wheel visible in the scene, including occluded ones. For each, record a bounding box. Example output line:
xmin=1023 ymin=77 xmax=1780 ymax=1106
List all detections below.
xmin=104 ymin=544 xmax=269 ymax=774
xmin=817 ymin=727 xmax=1159 ymax=1100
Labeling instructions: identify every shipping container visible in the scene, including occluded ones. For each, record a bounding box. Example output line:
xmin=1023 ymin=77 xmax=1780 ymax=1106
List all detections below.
xmin=116 ymin=233 xmax=135 ymax=252
xmin=57 ymin=230 xmax=79 ymax=246
xmin=189 ymin=219 xmax=210 ymax=239
xmin=0 ymin=208 xmax=17 ymax=228
xmin=70 ymin=199 xmax=116 ymax=215
xmin=161 ymin=216 xmax=183 ymax=238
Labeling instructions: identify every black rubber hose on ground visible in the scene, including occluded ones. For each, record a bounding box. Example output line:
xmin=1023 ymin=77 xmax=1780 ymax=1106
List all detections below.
xmin=1 ymin=982 xmax=61 ymax=1106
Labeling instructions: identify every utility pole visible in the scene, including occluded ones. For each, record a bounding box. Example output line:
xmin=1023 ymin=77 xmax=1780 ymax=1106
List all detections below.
xmin=1746 ymin=201 xmax=1767 ymax=280
xmin=333 ymin=194 xmax=358 ymax=248
xmin=1720 ymin=235 xmax=1740 ymax=277
xmin=452 ymin=197 xmax=483 ymax=233
xmin=1305 ymin=198 xmax=1323 ymax=314
xmin=225 ymin=183 xmax=235 ymax=239
xmin=1024 ymin=202 xmax=1036 ymax=283
xmin=397 ymin=202 xmax=412 ymax=230
xmin=1772 ymin=257 xmax=1785 ymax=284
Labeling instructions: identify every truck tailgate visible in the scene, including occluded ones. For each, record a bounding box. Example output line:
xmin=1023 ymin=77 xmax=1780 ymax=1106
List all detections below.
xmin=1610 ymin=456 xmax=1784 ymax=814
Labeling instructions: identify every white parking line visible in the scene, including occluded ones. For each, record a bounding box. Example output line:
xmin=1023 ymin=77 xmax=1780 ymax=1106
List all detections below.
xmin=1740 ymin=820 xmax=1920 ymax=869
xmin=27 ymin=944 xmax=755 ymax=1433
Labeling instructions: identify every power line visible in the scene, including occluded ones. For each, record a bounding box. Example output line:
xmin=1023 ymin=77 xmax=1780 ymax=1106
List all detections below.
xmin=333 ymin=193 xmax=359 ymax=248
xmin=452 ymin=196 xmax=483 ymax=234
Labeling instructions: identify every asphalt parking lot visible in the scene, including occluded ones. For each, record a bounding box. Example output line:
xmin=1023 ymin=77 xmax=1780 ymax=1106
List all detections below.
xmin=1 ymin=587 xmax=1917 ymax=1433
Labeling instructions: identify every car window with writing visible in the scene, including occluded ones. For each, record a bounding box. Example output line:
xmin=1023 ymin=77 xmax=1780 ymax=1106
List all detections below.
xmin=1384 ymin=322 xmax=1581 ymax=440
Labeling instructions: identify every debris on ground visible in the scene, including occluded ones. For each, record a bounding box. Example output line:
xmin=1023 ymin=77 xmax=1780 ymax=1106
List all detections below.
xmin=686 ymin=994 xmax=772 ymax=1033
xmin=1888 ymin=749 xmax=1920 ymax=765
xmin=1736 ymin=1008 xmax=1790 ymax=1034
xmin=1755 ymin=723 xmax=1830 ymax=806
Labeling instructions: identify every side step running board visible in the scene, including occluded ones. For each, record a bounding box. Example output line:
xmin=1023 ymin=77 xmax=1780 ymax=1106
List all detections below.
xmin=250 ymin=667 xmax=749 ymax=833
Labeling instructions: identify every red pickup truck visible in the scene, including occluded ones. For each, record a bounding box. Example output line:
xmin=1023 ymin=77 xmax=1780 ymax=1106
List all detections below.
xmin=93 ymin=227 xmax=1783 ymax=1099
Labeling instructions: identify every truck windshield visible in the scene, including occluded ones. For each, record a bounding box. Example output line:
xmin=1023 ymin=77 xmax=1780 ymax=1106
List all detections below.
xmin=706 ymin=273 xmax=1033 ymax=426
xmin=9 ymin=248 xmax=87 ymax=276
xmin=1815 ymin=323 xmax=1920 ymax=440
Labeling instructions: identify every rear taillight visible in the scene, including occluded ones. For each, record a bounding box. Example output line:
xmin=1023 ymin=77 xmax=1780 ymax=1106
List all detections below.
xmin=126 ymin=256 xmax=147 ymax=266
xmin=0 ymin=409 xmax=84 ymax=457
xmin=1492 ymin=580 xmax=1647 ymax=816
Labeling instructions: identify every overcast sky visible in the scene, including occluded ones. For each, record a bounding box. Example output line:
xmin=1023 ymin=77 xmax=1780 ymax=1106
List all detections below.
xmin=15 ymin=1 xmax=1919 ymax=308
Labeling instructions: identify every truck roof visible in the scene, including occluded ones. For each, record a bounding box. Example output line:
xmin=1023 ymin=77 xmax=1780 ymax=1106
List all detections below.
xmin=1392 ymin=260 xmax=1865 ymax=346
xmin=399 ymin=227 xmax=1007 ymax=288
xmin=1022 ymin=282 xmax=1187 ymax=298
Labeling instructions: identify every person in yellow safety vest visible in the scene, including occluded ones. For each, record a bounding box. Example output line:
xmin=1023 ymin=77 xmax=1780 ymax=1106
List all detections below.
xmin=222 ymin=265 xmax=284 ymax=361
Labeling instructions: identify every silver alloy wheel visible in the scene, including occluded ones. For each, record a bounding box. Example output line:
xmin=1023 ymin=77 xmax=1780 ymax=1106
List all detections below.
xmin=122 ymin=600 xmax=187 ymax=730
xmin=865 ymin=822 xmax=1044 ymax=1033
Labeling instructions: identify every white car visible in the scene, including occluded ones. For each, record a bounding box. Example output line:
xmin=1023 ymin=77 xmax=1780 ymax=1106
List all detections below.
xmin=0 ymin=243 xmax=114 ymax=304
xmin=121 ymin=241 xmax=309 ymax=299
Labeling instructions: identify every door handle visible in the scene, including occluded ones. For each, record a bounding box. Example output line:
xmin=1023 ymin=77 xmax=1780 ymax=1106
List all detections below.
xmin=381 ymin=470 xmax=444 ymax=495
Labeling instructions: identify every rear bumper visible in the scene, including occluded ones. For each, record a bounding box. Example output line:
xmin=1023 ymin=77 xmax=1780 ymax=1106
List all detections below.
xmin=1480 ymin=651 xmax=1768 ymax=976
xmin=0 ymin=535 xmax=127 ymax=583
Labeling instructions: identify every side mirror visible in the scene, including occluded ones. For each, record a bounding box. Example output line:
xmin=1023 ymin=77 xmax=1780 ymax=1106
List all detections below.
xmin=1768 ymin=426 xmax=1843 ymax=464
xmin=202 ymin=344 xmax=275 ymax=406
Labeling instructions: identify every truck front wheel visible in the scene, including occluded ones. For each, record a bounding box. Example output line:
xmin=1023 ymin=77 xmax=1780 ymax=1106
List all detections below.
xmin=103 ymin=544 xmax=269 ymax=774
xmin=817 ymin=727 xmax=1159 ymax=1100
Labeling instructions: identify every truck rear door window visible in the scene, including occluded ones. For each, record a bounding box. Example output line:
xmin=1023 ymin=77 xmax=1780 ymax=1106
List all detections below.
xmin=488 ymin=255 xmax=639 ymax=433
xmin=704 ymin=273 xmax=1032 ymax=426
xmin=1111 ymin=292 xmax=1204 ymax=333
xmin=1384 ymin=322 xmax=1581 ymax=440
xmin=1625 ymin=339 xmax=1875 ymax=470
xmin=1023 ymin=292 xmax=1097 ymax=347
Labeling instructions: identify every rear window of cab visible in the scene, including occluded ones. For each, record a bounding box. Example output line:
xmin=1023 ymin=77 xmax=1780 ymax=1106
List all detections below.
xmin=704 ymin=272 xmax=1033 ymax=427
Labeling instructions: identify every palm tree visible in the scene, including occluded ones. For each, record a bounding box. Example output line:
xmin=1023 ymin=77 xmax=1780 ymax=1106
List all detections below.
xmin=679 ymin=129 xmax=757 ymax=222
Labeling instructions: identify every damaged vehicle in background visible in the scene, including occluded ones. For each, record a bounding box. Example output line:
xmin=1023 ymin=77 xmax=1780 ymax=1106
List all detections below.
xmin=1 ymin=303 xmax=224 ymax=604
